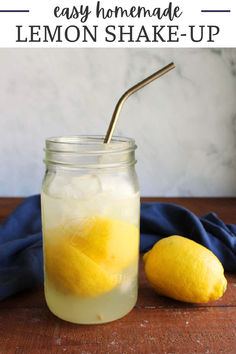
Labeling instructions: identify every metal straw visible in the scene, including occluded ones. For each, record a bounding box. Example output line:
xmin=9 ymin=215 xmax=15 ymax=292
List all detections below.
xmin=104 ymin=62 xmax=175 ymax=144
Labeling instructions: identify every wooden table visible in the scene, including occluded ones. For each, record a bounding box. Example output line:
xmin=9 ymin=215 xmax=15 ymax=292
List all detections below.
xmin=0 ymin=198 xmax=236 ymax=353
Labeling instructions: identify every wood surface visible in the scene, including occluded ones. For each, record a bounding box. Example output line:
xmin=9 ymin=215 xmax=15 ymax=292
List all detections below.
xmin=0 ymin=197 xmax=236 ymax=354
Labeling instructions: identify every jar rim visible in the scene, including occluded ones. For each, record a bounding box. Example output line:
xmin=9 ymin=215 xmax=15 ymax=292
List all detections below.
xmin=45 ymin=135 xmax=136 ymax=155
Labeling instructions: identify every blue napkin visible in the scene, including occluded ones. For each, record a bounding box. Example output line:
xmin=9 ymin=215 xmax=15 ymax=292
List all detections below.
xmin=0 ymin=195 xmax=43 ymax=301
xmin=141 ymin=203 xmax=236 ymax=272
xmin=0 ymin=195 xmax=235 ymax=300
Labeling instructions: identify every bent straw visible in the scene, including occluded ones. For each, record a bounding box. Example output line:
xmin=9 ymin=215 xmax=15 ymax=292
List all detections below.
xmin=104 ymin=62 xmax=175 ymax=144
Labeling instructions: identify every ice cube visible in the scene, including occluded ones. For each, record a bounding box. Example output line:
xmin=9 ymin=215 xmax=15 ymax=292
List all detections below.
xmin=46 ymin=173 xmax=102 ymax=199
xmin=99 ymin=174 xmax=135 ymax=198
xmin=66 ymin=174 xmax=102 ymax=199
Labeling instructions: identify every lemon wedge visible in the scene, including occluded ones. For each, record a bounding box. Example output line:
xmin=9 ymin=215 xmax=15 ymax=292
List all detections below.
xmin=59 ymin=216 xmax=139 ymax=273
xmin=45 ymin=236 xmax=119 ymax=297
xmin=44 ymin=216 xmax=139 ymax=296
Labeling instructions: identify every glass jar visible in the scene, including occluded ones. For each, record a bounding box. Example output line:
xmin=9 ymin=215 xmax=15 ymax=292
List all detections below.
xmin=41 ymin=136 xmax=140 ymax=324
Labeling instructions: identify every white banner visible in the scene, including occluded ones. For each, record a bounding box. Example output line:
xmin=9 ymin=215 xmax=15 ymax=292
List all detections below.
xmin=0 ymin=0 xmax=235 ymax=47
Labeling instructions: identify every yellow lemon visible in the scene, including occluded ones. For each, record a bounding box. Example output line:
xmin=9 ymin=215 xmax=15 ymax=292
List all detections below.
xmin=143 ymin=235 xmax=227 ymax=303
xmin=45 ymin=236 xmax=119 ymax=297
xmin=44 ymin=216 xmax=139 ymax=297
xmin=59 ymin=216 xmax=139 ymax=273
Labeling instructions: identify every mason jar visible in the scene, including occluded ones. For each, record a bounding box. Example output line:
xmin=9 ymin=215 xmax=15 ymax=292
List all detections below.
xmin=41 ymin=136 xmax=140 ymax=324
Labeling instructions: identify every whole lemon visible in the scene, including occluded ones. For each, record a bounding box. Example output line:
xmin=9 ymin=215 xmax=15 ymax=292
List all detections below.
xmin=143 ymin=235 xmax=227 ymax=303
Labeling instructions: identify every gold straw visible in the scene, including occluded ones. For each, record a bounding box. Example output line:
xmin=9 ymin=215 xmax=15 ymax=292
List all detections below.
xmin=104 ymin=62 xmax=175 ymax=144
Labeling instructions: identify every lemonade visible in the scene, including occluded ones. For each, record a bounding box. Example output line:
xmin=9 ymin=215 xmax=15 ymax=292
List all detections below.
xmin=41 ymin=136 xmax=140 ymax=324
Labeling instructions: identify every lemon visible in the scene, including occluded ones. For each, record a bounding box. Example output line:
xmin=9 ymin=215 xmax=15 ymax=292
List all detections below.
xmin=45 ymin=236 xmax=119 ymax=297
xmin=44 ymin=216 xmax=139 ymax=296
xmin=59 ymin=216 xmax=139 ymax=273
xmin=143 ymin=235 xmax=227 ymax=303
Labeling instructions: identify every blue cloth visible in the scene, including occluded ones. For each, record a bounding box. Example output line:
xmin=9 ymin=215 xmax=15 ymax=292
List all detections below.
xmin=0 ymin=196 xmax=43 ymax=301
xmin=0 ymin=195 xmax=235 ymax=300
xmin=141 ymin=203 xmax=236 ymax=272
